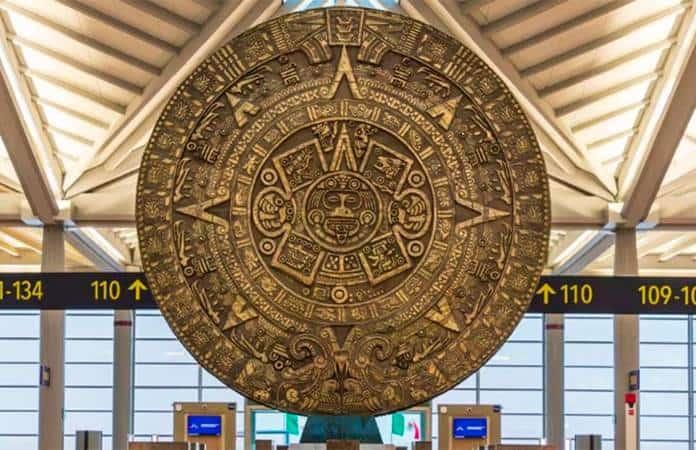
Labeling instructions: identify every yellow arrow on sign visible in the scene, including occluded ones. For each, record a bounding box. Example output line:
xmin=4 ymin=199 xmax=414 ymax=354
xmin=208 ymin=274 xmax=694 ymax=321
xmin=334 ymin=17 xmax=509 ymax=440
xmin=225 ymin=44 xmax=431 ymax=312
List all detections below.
xmin=536 ymin=283 xmax=556 ymax=305
xmin=128 ymin=279 xmax=148 ymax=301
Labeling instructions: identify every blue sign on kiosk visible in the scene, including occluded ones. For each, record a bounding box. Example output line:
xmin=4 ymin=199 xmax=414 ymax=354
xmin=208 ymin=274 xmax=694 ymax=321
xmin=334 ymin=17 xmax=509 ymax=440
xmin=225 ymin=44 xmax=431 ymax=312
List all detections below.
xmin=452 ymin=417 xmax=487 ymax=439
xmin=187 ymin=415 xmax=222 ymax=437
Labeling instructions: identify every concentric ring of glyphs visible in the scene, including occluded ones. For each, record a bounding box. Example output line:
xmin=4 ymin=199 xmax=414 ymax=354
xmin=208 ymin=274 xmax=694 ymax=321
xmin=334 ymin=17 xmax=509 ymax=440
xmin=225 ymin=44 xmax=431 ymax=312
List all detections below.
xmin=136 ymin=7 xmax=550 ymax=415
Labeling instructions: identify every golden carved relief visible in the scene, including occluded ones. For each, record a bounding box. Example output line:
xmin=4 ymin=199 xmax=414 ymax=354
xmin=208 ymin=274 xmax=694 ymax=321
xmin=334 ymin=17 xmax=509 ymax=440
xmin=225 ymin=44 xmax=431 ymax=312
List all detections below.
xmin=136 ymin=7 xmax=550 ymax=415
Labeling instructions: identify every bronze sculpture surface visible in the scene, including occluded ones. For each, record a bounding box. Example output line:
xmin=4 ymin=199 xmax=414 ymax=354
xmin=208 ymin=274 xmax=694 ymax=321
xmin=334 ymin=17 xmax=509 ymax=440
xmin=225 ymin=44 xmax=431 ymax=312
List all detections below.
xmin=136 ymin=7 xmax=550 ymax=415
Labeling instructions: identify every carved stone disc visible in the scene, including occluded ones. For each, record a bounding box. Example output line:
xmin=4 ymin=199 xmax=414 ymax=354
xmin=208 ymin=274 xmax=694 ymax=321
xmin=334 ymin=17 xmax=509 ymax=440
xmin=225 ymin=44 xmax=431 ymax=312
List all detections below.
xmin=136 ymin=7 xmax=550 ymax=415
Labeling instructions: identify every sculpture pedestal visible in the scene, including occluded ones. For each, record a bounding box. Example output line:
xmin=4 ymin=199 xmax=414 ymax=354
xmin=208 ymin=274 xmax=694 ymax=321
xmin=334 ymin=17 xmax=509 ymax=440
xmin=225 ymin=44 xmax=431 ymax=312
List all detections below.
xmin=300 ymin=416 xmax=382 ymax=444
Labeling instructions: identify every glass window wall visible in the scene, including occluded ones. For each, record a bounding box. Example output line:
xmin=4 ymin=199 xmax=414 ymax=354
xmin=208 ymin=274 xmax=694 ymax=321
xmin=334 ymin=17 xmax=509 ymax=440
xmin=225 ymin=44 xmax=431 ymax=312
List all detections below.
xmin=0 ymin=311 xmax=40 ymax=450
xmin=640 ymin=315 xmax=690 ymax=449
xmin=64 ymin=311 xmax=114 ymax=450
xmin=564 ymin=314 xmax=615 ymax=450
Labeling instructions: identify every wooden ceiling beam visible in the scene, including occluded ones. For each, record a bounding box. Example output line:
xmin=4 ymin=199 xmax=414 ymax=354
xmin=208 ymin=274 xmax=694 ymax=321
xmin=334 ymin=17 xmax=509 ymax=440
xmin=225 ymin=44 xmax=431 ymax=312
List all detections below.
xmin=70 ymin=193 xmax=134 ymax=227
xmin=20 ymin=66 xmax=128 ymax=115
xmin=586 ymin=129 xmax=636 ymax=151
xmin=43 ymin=124 xmax=94 ymax=148
xmin=554 ymin=231 xmax=615 ymax=274
xmin=0 ymin=192 xmax=24 ymax=224
xmin=532 ymin=125 xmax=613 ymax=199
xmin=0 ymin=59 xmax=58 ymax=222
xmin=0 ymin=240 xmax=19 ymax=257
xmin=458 ymin=0 xmax=496 ymax=13
xmin=571 ymin=100 xmax=649 ymax=134
xmin=0 ymin=229 xmax=40 ymax=253
xmin=658 ymin=235 xmax=696 ymax=262
xmin=620 ymin=9 xmax=696 ymax=224
xmin=66 ymin=147 xmax=142 ymax=198
xmin=538 ymin=39 xmax=675 ymax=99
xmin=642 ymin=254 xmax=696 ymax=267
xmin=0 ymin=173 xmax=21 ymax=192
xmin=8 ymin=34 xmax=144 ymax=95
xmin=0 ymin=247 xmax=40 ymax=265
xmin=546 ymin=230 xmax=573 ymax=265
xmin=189 ymin=0 xmax=221 ymax=10
xmin=555 ymin=71 xmax=662 ymax=118
xmin=502 ymin=0 xmax=637 ymax=56
xmin=0 ymin=1 xmax=162 ymax=76
xmin=519 ymin=3 xmax=688 ymax=78
xmin=120 ymin=0 xmax=200 ymax=35
xmin=481 ymin=0 xmax=567 ymax=35
xmin=0 ymin=227 xmax=92 ymax=268
xmin=634 ymin=233 xmax=677 ymax=259
xmin=0 ymin=17 xmax=63 ymax=206
xmin=659 ymin=167 xmax=696 ymax=198
xmin=593 ymin=230 xmax=682 ymax=266
xmin=653 ymin=192 xmax=696 ymax=230
xmin=52 ymin=0 xmax=179 ymax=54
xmin=63 ymin=98 xmax=159 ymax=197
xmin=32 ymin=96 xmax=111 ymax=130
xmin=65 ymin=227 xmax=126 ymax=271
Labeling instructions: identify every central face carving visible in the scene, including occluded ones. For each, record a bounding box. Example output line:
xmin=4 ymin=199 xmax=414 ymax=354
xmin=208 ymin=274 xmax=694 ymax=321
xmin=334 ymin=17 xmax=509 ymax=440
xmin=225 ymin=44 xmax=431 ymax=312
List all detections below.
xmin=304 ymin=171 xmax=382 ymax=252
xmin=247 ymin=119 xmax=435 ymax=307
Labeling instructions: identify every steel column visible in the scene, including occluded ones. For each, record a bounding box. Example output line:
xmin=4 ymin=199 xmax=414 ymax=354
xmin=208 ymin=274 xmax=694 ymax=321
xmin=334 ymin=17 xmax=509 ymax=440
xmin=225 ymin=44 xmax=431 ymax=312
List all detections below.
xmin=613 ymin=227 xmax=639 ymax=449
xmin=544 ymin=313 xmax=564 ymax=447
xmin=38 ymin=224 xmax=65 ymax=450
xmin=112 ymin=309 xmax=133 ymax=450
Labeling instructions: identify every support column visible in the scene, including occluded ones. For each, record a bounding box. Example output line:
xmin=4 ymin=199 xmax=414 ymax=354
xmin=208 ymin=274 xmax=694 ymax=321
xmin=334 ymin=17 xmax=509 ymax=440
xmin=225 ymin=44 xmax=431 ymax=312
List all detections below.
xmin=39 ymin=224 xmax=65 ymax=450
xmin=112 ymin=309 xmax=133 ymax=450
xmin=614 ymin=228 xmax=639 ymax=450
xmin=544 ymin=313 xmax=564 ymax=447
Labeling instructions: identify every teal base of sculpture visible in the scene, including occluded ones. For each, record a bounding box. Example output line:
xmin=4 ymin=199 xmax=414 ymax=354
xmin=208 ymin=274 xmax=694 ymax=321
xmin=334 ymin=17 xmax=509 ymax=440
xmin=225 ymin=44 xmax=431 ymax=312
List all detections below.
xmin=300 ymin=416 xmax=382 ymax=443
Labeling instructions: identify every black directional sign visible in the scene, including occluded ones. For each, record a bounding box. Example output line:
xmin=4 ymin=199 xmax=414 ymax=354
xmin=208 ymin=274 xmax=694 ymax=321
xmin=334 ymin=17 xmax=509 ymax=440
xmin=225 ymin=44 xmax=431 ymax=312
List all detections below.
xmin=0 ymin=273 xmax=695 ymax=314
xmin=532 ymin=276 xmax=696 ymax=314
xmin=0 ymin=273 xmax=152 ymax=309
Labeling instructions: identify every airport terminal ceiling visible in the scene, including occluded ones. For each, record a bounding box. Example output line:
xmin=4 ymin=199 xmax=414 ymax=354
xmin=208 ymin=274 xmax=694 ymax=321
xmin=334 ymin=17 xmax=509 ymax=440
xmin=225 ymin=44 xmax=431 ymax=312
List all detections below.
xmin=0 ymin=0 xmax=695 ymax=449
xmin=0 ymin=0 xmax=694 ymax=275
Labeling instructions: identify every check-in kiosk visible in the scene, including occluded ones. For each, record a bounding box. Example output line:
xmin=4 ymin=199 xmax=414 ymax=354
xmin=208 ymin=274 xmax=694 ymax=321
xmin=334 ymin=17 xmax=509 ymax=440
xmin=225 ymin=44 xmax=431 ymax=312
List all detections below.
xmin=437 ymin=405 xmax=501 ymax=450
xmin=173 ymin=402 xmax=236 ymax=450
